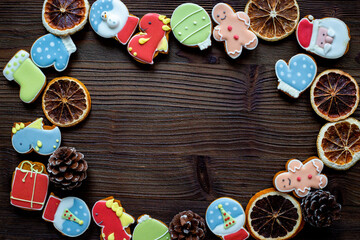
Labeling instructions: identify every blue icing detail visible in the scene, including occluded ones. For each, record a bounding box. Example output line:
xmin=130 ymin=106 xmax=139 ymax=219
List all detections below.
xmin=30 ymin=34 xmax=74 ymax=72
xmin=61 ymin=198 xmax=91 ymax=237
xmin=275 ymin=54 xmax=317 ymax=93
xmin=206 ymin=197 xmax=244 ymax=231
xmin=90 ymin=0 xmax=114 ymax=31
xmin=12 ymin=126 xmax=61 ymax=155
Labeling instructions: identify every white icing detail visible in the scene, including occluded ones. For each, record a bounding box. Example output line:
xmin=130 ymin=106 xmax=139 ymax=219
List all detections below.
xmin=67 ymin=228 xmax=71 ymax=232
xmin=61 ymin=35 xmax=77 ymax=54
xmin=218 ymin=215 xmax=222 ymax=219
xmin=45 ymin=47 xmax=49 ymax=51
xmin=212 ymin=215 xmax=245 ymax=236
xmin=279 ymin=64 xmax=283 ymax=68
xmin=287 ymin=73 xmax=291 ymax=78
xmin=293 ymin=62 xmax=297 ymax=66
xmin=138 ymin=214 xmax=150 ymax=223
xmin=171 ymin=8 xmax=203 ymax=30
xmin=280 ymin=71 xmax=284 ymax=76
xmin=225 ymin=202 xmax=229 ymax=206
xmin=54 ymin=197 xmax=75 ymax=231
xmin=297 ymin=72 xmax=301 ymax=77
xmin=292 ymin=80 xmax=296 ymax=84
xmin=233 ymin=207 xmax=238 ymax=210
xmin=302 ymin=80 xmax=306 ymax=84
xmin=303 ymin=64 xmax=306 ymax=68
xmin=210 ymin=210 xmax=214 ymax=214
xmin=3 ymin=50 xmax=30 ymax=81
xmin=193 ymin=21 xmax=197 ymax=25
xmin=327 ymin=28 xmax=335 ymax=37
xmin=47 ymin=54 xmax=51 ymax=59
xmin=50 ymin=42 xmax=55 ymax=47
xmin=37 ymin=47 xmax=42 ymax=53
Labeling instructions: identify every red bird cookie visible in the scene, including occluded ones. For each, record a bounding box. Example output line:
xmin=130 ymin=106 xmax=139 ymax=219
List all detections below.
xmin=212 ymin=3 xmax=258 ymax=59
xmin=127 ymin=13 xmax=171 ymax=64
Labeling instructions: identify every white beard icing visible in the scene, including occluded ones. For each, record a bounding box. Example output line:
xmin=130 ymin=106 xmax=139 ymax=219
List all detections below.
xmin=53 ymin=198 xmax=74 ymax=231
xmin=97 ymin=0 xmax=129 ymax=38
xmin=308 ymin=18 xmax=350 ymax=59
xmin=211 ymin=215 xmax=245 ymax=236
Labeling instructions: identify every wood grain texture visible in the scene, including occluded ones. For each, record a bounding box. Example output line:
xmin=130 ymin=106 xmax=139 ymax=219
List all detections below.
xmin=1 ymin=0 xmax=360 ymax=239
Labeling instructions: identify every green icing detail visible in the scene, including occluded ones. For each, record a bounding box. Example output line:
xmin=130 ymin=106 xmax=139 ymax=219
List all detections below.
xmin=35 ymin=146 xmax=39 ymax=152
xmin=13 ymin=59 xmax=45 ymax=103
xmin=11 ymin=69 xmax=15 ymax=72
xmin=19 ymin=60 xmax=23 ymax=64
xmin=13 ymin=62 xmax=18 ymax=66
xmin=8 ymin=63 xmax=11 ymax=68
xmin=15 ymin=54 xmax=19 ymax=58
xmin=6 ymin=70 xmax=9 ymax=75
xmin=133 ymin=218 xmax=170 ymax=240
xmin=21 ymin=53 xmax=25 ymax=57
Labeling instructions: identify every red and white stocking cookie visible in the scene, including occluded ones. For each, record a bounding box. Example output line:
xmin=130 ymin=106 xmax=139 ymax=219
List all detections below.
xmin=127 ymin=14 xmax=171 ymax=64
xmin=274 ymin=157 xmax=328 ymax=198
xmin=212 ymin=3 xmax=258 ymax=59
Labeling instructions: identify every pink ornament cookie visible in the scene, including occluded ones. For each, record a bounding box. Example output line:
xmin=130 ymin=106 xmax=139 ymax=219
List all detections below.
xmin=212 ymin=3 xmax=258 ymax=59
xmin=273 ymin=157 xmax=328 ymax=198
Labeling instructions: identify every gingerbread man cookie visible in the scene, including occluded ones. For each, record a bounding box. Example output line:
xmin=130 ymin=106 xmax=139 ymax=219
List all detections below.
xmin=274 ymin=157 xmax=328 ymax=198
xmin=212 ymin=3 xmax=258 ymax=59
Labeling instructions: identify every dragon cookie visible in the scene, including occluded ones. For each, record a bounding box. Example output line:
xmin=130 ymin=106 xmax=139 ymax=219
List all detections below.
xmin=212 ymin=3 xmax=258 ymax=59
xmin=92 ymin=196 xmax=135 ymax=240
xmin=274 ymin=157 xmax=328 ymax=198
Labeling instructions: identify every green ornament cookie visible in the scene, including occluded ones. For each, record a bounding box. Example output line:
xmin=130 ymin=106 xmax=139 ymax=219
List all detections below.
xmin=170 ymin=3 xmax=212 ymax=50
xmin=133 ymin=215 xmax=170 ymax=240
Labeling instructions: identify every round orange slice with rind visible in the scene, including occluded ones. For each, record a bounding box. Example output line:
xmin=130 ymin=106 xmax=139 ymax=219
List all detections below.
xmin=245 ymin=0 xmax=300 ymax=41
xmin=42 ymin=0 xmax=90 ymax=36
xmin=246 ymin=188 xmax=303 ymax=240
xmin=317 ymin=118 xmax=360 ymax=170
xmin=310 ymin=70 xmax=359 ymax=122
xmin=42 ymin=77 xmax=91 ymax=127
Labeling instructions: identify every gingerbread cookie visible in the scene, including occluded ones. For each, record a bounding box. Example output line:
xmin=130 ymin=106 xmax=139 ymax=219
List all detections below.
xmin=92 ymin=196 xmax=135 ymax=240
xmin=10 ymin=160 xmax=49 ymax=211
xmin=89 ymin=0 xmax=139 ymax=44
xmin=11 ymin=118 xmax=61 ymax=155
xmin=127 ymin=14 xmax=171 ymax=64
xmin=31 ymin=34 xmax=76 ymax=72
xmin=171 ymin=3 xmax=212 ymax=50
xmin=206 ymin=197 xmax=249 ymax=240
xmin=275 ymin=54 xmax=317 ymax=98
xmin=296 ymin=15 xmax=350 ymax=59
xmin=212 ymin=3 xmax=258 ymax=59
xmin=274 ymin=157 xmax=328 ymax=198
xmin=3 ymin=50 xmax=46 ymax=103
xmin=42 ymin=194 xmax=91 ymax=237
xmin=133 ymin=215 xmax=170 ymax=240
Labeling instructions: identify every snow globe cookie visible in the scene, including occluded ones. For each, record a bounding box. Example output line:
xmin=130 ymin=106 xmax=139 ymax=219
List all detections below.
xmin=206 ymin=197 xmax=249 ymax=240
xmin=296 ymin=15 xmax=350 ymax=59
xmin=133 ymin=215 xmax=170 ymax=240
xmin=275 ymin=53 xmax=317 ymax=98
xmin=3 ymin=50 xmax=46 ymax=103
xmin=31 ymin=34 xmax=76 ymax=72
xmin=170 ymin=3 xmax=212 ymax=50
xmin=89 ymin=0 xmax=139 ymax=45
xmin=42 ymin=194 xmax=91 ymax=237
xmin=11 ymin=118 xmax=61 ymax=155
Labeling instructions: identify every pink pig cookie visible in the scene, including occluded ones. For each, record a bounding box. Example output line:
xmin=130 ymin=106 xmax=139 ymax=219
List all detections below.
xmin=274 ymin=157 xmax=328 ymax=198
xmin=212 ymin=3 xmax=258 ymax=59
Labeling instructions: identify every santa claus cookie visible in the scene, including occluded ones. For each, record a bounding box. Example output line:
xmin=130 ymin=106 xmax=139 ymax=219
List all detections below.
xmin=296 ymin=15 xmax=350 ymax=59
xmin=206 ymin=197 xmax=249 ymax=240
xmin=89 ymin=0 xmax=139 ymax=45
xmin=211 ymin=3 xmax=258 ymax=59
xmin=92 ymin=196 xmax=135 ymax=240
xmin=273 ymin=157 xmax=328 ymax=198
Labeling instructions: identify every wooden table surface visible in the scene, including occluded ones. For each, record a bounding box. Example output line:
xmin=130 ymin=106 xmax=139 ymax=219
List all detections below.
xmin=1 ymin=0 xmax=360 ymax=239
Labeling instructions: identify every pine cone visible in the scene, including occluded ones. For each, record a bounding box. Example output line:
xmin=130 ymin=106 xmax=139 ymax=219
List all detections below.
xmin=169 ymin=210 xmax=206 ymax=240
xmin=47 ymin=147 xmax=88 ymax=190
xmin=301 ymin=190 xmax=341 ymax=227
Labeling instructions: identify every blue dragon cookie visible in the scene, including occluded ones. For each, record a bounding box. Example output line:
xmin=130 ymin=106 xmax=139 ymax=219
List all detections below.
xmin=275 ymin=54 xmax=317 ymax=98
xmin=11 ymin=118 xmax=61 ymax=155
xmin=31 ymin=34 xmax=76 ymax=72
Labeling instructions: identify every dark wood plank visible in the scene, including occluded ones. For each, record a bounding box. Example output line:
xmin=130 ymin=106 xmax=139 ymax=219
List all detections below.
xmin=1 ymin=0 xmax=360 ymax=239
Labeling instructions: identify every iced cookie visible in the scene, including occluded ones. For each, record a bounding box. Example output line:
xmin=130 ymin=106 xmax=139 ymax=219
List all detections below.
xmin=206 ymin=197 xmax=249 ymax=240
xmin=275 ymin=54 xmax=317 ymax=98
xmin=212 ymin=3 xmax=258 ymax=59
xmin=296 ymin=15 xmax=350 ymax=59
xmin=42 ymin=194 xmax=91 ymax=237
xmin=127 ymin=14 xmax=171 ymax=64
xmin=133 ymin=215 xmax=170 ymax=240
xmin=171 ymin=3 xmax=212 ymax=50
xmin=31 ymin=34 xmax=76 ymax=72
xmin=10 ymin=160 xmax=49 ymax=211
xmin=274 ymin=157 xmax=328 ymax=198
xmin=89 ymin=0 xmax=139 ymax=44
xmin=12 ymin=118 xmax=61 ymax=155
xmin=42 ymin=0 xmax=89 ymax=36
xmin=3 ymin=50 xmax=46 ymax=103
xmin=92 ymin=196 xmax=135 ymax=240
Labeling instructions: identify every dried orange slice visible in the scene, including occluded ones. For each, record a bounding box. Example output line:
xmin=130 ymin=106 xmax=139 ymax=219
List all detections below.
xmin=317 ymin=118 xmax=360 ymax=170
xmin=310 ymin=70 xmax=359 ymax=122
xmin=245 ymin=0 xmax=300 ymax=41
xmin=42 ymin=0 xmax=89 ymax=36
xmin=42 ymin=77 xmax=91 ymax=127
xmin=246 ymin=188 xmax=303 ymax=240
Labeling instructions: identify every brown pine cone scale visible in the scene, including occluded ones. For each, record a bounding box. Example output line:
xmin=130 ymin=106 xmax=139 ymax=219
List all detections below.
xmin=169 ymin=210 xmax=206 ymax=240
xmin=48 ymin=147 xmax=88 ymax=190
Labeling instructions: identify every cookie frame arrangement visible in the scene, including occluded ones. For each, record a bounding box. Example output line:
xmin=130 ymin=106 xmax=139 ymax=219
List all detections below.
xmin=3 ymin=0 xmax=354 ymax=239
